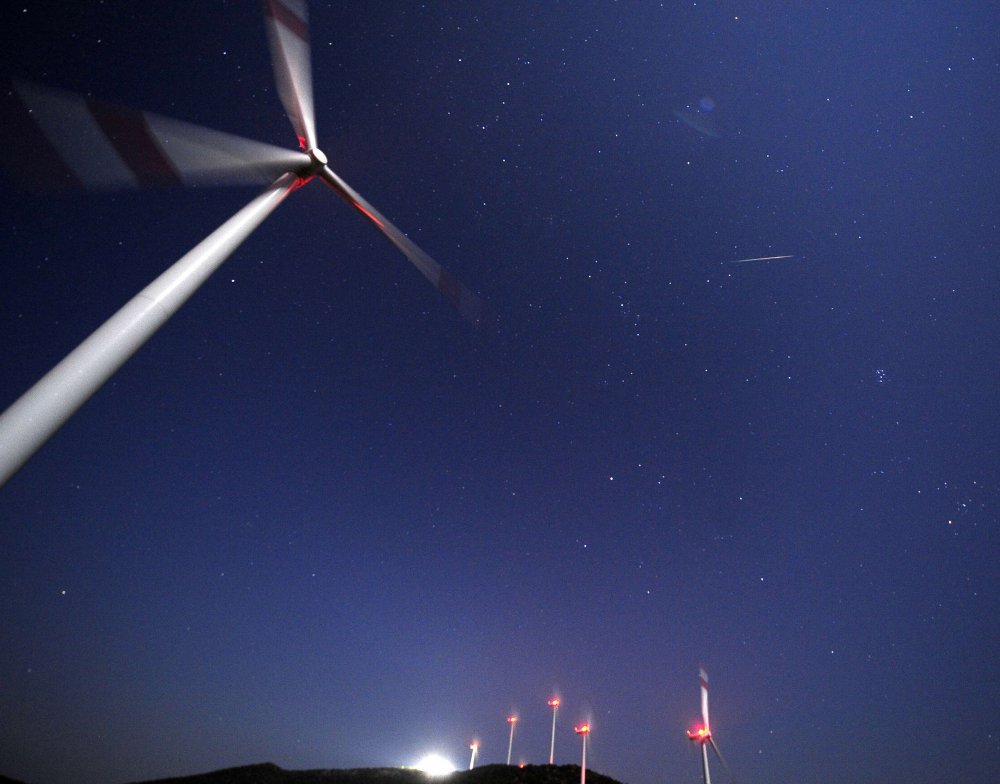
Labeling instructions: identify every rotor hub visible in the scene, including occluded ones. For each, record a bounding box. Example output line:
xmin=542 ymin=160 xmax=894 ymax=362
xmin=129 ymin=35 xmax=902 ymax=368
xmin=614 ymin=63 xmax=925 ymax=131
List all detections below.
xmin=307 ymin=147 xmax=328 ymax=169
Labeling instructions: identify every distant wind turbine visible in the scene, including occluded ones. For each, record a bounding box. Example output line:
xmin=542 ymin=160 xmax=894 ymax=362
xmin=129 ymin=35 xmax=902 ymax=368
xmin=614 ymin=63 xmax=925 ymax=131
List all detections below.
xmin=0 ymin=0 xmax=482 ymax=488
xmin=686 ymin=667 xmax=733 ymax=784
xmin=574 ymin=723 xmax=590 ymax=784
xmin=548 ymin=697 xmax=560 ymax=765
xmin=506 ymin=715 xmax=518 ymax=765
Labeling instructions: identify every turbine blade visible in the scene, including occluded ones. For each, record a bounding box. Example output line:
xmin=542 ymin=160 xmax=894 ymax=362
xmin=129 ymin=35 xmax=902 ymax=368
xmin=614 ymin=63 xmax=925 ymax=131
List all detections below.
xmin=1 ymin=79 xmax=310 ymax=191
xmin=0 ymin=173 xmax=300 ymax=487
xmin=263 ymin=0 xmax=316 ymax=149
xmin=709 ymin=738 xmax=733 ymax=781
xmin=700 ymin=666 xmax=710 ymax=732
xmin=318 ymin=165 xmax=483 ymax=325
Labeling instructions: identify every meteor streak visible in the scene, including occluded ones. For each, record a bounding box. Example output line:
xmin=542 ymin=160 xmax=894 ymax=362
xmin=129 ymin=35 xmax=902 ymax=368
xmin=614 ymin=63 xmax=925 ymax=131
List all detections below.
xmin=728 ymin=254 xmax=795 ymax=263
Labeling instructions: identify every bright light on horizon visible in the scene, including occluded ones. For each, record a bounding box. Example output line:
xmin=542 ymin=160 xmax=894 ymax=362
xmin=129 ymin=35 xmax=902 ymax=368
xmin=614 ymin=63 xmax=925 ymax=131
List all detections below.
xmin=414 ymin=754 xmax=457 ymax=776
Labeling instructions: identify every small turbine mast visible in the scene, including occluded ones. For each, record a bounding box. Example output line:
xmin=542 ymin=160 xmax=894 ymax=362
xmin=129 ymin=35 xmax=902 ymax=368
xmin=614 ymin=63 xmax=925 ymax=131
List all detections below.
xmin=574 ymin=723 xmax=590 ymax=784
xmin=506 ymin=714 xmax=519 ymax=765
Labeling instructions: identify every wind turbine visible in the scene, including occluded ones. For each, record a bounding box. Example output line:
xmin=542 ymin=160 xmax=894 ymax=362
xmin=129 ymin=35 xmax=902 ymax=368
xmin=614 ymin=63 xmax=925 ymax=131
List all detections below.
xmin=574 ymin=723 xmax=590 ymax=784
xmin=686 ymin=666 xmax=732 ymax=784
xmin=505 ymin=715 xmax=518 ymax=765
xmin=0 ymin=0 xmax=482 ymax=488
xmin=547 ymin=696 xmax=560 ymax=765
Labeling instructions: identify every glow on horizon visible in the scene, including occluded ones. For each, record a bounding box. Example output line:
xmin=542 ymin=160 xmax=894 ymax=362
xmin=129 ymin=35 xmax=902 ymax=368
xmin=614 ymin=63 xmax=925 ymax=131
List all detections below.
xmin=414 ymin=754 xmax=457 ymax=776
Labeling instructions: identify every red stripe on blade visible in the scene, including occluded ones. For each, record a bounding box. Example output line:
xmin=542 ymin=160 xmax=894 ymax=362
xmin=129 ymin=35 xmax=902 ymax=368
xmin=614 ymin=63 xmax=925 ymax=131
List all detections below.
xmin=85 ymin=99 xmax=181 ymax=186
xmin=352 ymin=200 xmax=384 ymax=228
xmin=264 ymin=0 xmax=308 ymax=43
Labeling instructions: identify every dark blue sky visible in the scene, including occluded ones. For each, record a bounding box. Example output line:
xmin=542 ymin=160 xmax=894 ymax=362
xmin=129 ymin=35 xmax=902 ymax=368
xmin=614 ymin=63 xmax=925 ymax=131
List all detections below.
xmin=1 ymin=3 xmax=998 ymax=784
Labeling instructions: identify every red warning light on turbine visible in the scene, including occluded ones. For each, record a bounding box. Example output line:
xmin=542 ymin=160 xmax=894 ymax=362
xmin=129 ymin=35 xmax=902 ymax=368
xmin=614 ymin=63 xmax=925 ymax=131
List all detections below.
xmin=507 ymin=715 xmax=518 ymax=724
xmin=575 ymin=724 xmax=590 ymax=735
xmin=548 ymin=698 xmax=560 ymax=708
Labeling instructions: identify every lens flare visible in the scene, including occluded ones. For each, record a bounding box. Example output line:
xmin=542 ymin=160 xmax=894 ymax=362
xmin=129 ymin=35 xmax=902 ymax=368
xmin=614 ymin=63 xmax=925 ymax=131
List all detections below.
xmin=415 ymin=754 xmax=456 ymax=776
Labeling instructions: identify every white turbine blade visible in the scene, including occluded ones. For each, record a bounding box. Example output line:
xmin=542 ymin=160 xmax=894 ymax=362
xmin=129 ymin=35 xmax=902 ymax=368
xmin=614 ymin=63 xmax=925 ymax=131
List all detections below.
xmin=143 ymin=113 xmax=310 ymax=186
xmin=700 ymin=666 xmax=710 ymax=732
xmin=2 ymin=79 xmax=310 ymax=190
xmin=263 ymin=0 xmax=316 ymax=149
xmin=318 ymin=165 xmax=483 ymax=325
xmin=0 ymin=173 xmax=299 ymax=487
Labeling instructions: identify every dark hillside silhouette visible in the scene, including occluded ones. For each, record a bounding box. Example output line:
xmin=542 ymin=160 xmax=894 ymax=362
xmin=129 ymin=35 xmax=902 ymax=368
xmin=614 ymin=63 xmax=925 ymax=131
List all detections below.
xmin=123 ymin=764 xmax=626 ymax=784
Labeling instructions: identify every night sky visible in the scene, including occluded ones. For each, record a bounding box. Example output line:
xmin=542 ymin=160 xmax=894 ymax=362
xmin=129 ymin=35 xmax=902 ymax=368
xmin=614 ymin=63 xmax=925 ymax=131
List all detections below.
xmin=1 ymin=3 xmax=998 ymax=784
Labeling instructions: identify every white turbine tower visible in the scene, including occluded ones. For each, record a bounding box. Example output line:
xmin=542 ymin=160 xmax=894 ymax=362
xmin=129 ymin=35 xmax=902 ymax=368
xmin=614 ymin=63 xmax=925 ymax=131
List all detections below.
xmin=506 ymin=715 xmax=518 ymax=765
xmin=574 ymin=723 xmax=590 ymax=784
xmin=0 ymin=0 xmax=482 ymax=488
xmin=686 ymin=667 xmax=731 ymax=784
xmin=547 ymin=697 xmax=560 ymax=765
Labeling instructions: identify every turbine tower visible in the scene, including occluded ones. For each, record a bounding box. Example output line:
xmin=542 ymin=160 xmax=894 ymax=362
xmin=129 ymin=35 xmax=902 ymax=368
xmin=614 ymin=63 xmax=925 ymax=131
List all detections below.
xmin=547 ymin=696 xmax=560 ymax=765
xmin=506 ymin=715 xmax=518 ymax=765
xmin=0 ymin=0 xmax=482 ymax=488
xmin=574 ymin=723 xmax=590 ymax=784
xmin=686 ymin=666 xmax=730 ymax=784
